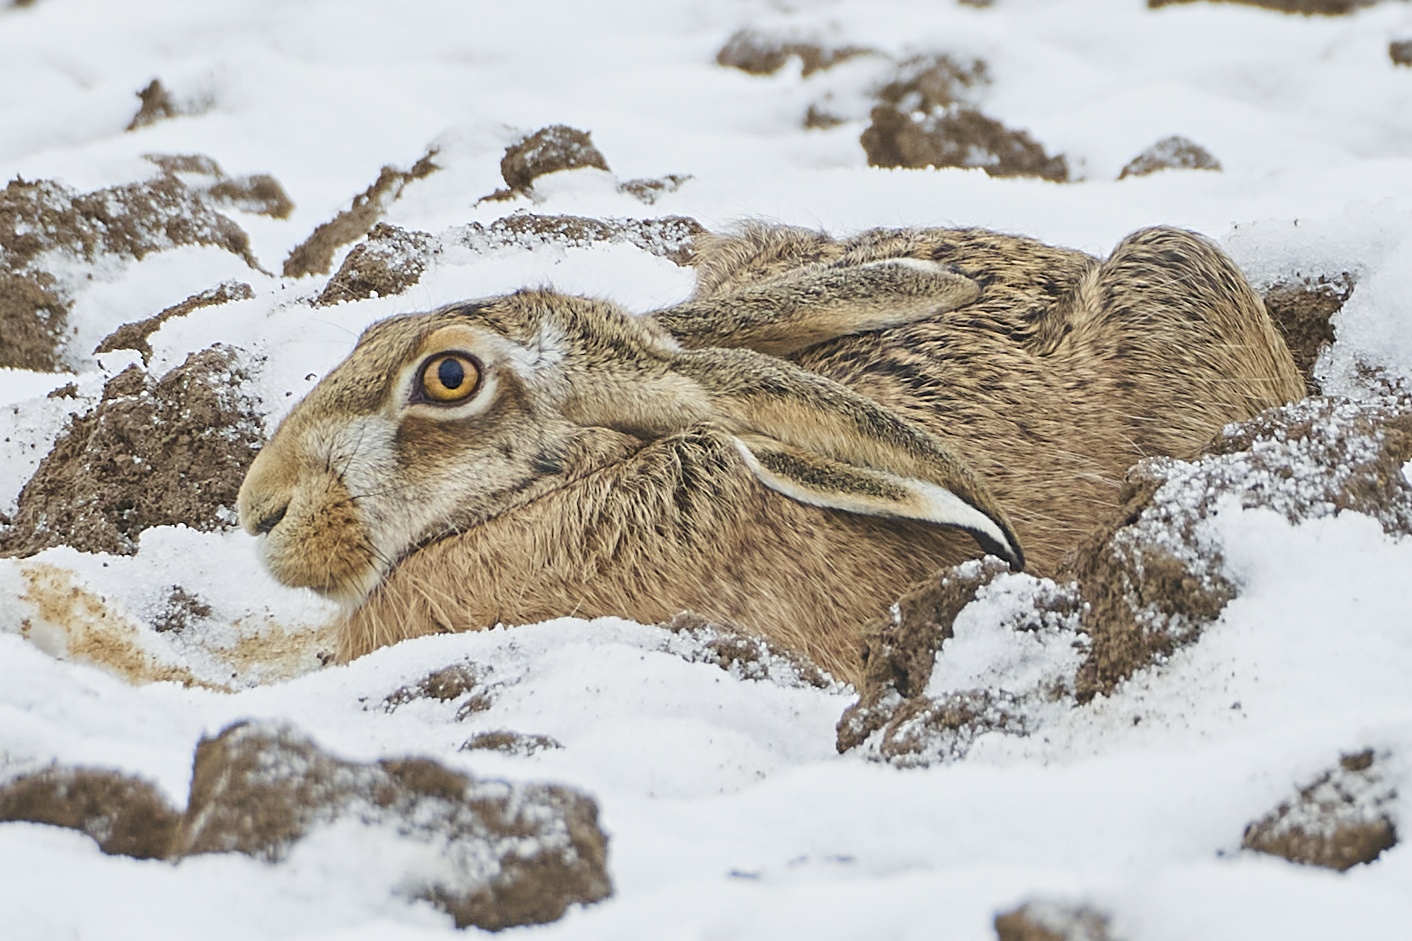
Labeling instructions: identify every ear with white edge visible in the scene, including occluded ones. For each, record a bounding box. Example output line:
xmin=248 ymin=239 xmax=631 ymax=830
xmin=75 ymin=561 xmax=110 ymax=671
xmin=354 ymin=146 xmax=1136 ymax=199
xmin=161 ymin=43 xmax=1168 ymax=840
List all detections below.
xmin=733 ymin=432 xmax=1025 ymax=571
xmin=655 ymin=258 xmax=980 ymax=355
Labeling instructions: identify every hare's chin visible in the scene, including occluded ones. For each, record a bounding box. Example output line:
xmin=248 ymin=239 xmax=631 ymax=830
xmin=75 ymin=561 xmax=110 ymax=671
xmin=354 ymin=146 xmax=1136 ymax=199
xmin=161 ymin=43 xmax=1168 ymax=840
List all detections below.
xmin=259 ymin=537 xmax=387 ymax=608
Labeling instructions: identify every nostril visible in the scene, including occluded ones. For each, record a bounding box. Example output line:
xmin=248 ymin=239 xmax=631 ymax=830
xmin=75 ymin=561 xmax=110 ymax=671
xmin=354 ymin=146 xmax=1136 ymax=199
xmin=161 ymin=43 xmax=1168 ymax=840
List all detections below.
xmin=255 ymin=506 xmax=287 ymax=535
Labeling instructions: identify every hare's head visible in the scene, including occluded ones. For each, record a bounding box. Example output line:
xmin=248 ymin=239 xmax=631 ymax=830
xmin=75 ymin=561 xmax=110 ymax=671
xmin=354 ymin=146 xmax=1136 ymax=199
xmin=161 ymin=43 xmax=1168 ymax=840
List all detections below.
xmin=238 ymin=289 xmax=1023 ymax=605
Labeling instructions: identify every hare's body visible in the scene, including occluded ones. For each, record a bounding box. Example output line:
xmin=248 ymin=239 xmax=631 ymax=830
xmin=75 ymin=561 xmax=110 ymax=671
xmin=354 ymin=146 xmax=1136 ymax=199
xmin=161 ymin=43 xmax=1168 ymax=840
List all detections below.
xmin=701 ymin=225 xmax=1303 ymax=573
xmin=239 ymin=224 xmax=1303 ymax=685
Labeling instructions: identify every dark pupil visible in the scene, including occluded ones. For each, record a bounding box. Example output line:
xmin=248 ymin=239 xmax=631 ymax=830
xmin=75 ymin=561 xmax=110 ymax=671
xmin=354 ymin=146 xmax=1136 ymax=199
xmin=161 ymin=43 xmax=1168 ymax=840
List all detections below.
xmin=437 ymin=358 xmax=465 ymax=390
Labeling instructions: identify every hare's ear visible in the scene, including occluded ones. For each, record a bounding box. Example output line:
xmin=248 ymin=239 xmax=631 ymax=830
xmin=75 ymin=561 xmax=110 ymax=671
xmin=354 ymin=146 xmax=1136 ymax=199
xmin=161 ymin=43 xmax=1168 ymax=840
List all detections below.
xmin=732 ymin=433 xmax=1024 ymax=570
xmin=669 ymin=348 xmax=1024 ymax=570
xmin=655 ymin=258 xmax=979 ymax=355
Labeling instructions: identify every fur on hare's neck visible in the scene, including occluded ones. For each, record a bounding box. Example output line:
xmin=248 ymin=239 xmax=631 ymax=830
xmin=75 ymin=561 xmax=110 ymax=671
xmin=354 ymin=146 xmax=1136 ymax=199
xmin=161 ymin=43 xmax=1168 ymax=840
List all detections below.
xmin=339 ymin=427 xmax=975 ymax=686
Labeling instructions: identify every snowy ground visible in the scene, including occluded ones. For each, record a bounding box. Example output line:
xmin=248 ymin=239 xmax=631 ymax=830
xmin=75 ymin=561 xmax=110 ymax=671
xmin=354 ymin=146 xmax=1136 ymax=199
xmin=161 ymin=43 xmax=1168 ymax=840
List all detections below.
xmin=3 ymin=0 xmax=1412 ymax=938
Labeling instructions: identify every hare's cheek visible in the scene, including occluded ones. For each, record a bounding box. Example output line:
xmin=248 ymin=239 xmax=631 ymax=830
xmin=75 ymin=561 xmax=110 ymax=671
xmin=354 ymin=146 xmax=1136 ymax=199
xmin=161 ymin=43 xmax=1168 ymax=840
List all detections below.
xmin=259 ymin=475 xmax=380 ymax=602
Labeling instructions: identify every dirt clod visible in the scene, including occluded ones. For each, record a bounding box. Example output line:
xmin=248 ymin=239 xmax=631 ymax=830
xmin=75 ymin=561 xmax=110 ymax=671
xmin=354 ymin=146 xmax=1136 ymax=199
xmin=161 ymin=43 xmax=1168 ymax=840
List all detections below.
xmin=716 ymin=30 xmax=871 ymax=76
xmin=0 ymin=175 xmax=257 ymax=371
xmin=143 ymin=153 xmax=224 ymax=176
xmin=1118 ymin=135 xmax=1221 ymax=179
xmin=862 ymin=105 xmax=1068 ymax=181
xmin=994 ymin=902 xmax=1113 ymax=941
xmin=1393 ymin=40 xmax=1412 ymax=66
xmin=0 ymin=345 xmax=264 ymax=557
xmin=617 ymin=173 xmax=691 ymax=205
xmin=95 ymin=280 xmax=254 ymax=363
xmin=177 ymin=722 xmax=612 ymax=929
xmin=142 ymin=153 xmax=294 ymax=219
xmin=471 ymin=213 xmax=703 ymax=266
xmin=1243 ymin=749 xmax=1398 ymax=870
xmin=859 ymin=53 xmax=1064 ymax=180
xmin=150 ymin=586 xmax=213 ymax=634
xmin=462 ymin=732 xmax=564 ymax=756
xmin=662 ymin=611 xmax=835 ymax=689
xmin=1261 ymin=274 xmax=1352 ymax=395
xmin=1066 ymin=471 xmax=1236 ymax=702
xmin=126 ymin=79 xmax=180 ymax=131
xmin=320 ymin=214 xmax=702 ymax=306
xmin=383 ymin=663 xmax=484 ymax=710
xmin=282 ymin=149 xmax=439 ymax=278
xmin=496 ymin=126 xmax=609 ymax=198
xmin=835 ymin=560 xmax=1081 ymax=761
xmin=0 ymin=766 xmax=180 ymax=859
xmin=877 ymin=54 xmax=989 ymax=114
xmin=316 ymin=223 xmax=436 ymax=306
xmin=839 ymin=393 xmax=1412 ymax=763
xmin=2 ymin=722 xmax=612 ymax=930
xmin=206 ymin=174 xmax=294 ymax=219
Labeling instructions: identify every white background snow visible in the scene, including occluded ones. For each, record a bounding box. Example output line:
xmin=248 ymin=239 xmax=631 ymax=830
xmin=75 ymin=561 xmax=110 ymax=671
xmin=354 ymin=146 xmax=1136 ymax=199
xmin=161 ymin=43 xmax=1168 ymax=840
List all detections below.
xmin=2 ymin=0 xmax=1412 ymax=937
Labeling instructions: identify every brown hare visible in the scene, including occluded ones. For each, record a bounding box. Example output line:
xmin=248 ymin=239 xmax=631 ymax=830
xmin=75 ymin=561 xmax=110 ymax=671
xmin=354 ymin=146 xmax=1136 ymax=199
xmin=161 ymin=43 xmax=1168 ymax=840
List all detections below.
xmin=238 ymin=224 xmax=1303 ymax=685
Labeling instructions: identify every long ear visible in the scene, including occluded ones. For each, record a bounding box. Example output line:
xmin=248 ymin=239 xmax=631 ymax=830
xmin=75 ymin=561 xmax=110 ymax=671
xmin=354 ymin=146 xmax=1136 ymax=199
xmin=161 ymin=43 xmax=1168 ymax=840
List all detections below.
xmin=653 ymin=258 xmax=979 ymax=355
xmin=733 ymin=433 xmax=1024 ymax=570
xmin=673 ymin=349 xmax=1024 ymax=570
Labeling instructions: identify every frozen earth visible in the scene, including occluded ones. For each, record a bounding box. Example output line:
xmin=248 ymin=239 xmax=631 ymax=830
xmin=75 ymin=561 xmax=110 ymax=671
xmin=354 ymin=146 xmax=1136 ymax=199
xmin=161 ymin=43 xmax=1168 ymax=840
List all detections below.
xmin=2 ymin=0 xmax=1412 ymax=938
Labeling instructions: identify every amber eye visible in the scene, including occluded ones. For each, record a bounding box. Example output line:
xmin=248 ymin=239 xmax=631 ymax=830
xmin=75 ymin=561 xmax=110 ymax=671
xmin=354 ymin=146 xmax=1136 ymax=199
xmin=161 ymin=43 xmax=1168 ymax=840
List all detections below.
xmin=419 ymin=353 xmax=481 ymax=404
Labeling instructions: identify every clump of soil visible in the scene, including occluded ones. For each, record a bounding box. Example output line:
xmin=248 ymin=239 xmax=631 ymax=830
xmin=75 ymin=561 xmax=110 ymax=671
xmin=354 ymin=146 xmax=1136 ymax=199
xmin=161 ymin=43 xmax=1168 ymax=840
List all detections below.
xmin=126 ymin=79 xmax=181 ymax=131
xmin=876 ymin=54 xmax=989 ymax=114
xmin=0 ymin=721 xmax=613 ymax=931
xmin=463 ymin=213 xmax=703 ymax=266
xmin=0 ymin=272 xmax=65 ymax=373
xmin=1073 ymin=393 xmax=1412 ymax=700
xmin=282 ymin=149 xmax=439 ymax=278
xmin=1064 ymin=470 xmax=1236 ymax=703
xmin=862 ymin=105 xmax=1069 ymax=180
xmin=994 ymin=902 xmax=1114 ymax=941
xmin=1243 ymin=749 xmax=1398 ymax=870
xmin=206 ymin=175 xmax=293 ymax=219
xmin=1261 ymin=274 xmax=1352 ymax=395
xmin=836 ymin=560 xmax=1082 ymax=762
xmin=144 ymin=153 xmax=224 ymax=176
xmin=0 ymin=175 xmax=257 ymax=371
xmin=715 ymin=29 xmax=871 ymax=76
xmin=382 ymin=662 xmax=494 ymax=719
xmin=0 ymin=345 xmax=264 ymax=557
xmin=150 ymin=586 xmax=213 ymax=634
xmin=0 ymin=766 xmax=179 ymax=859
xmin=462 ymin=732 xmax=563 ymax=756
xmin=1149 ymin=0 xmax=1380 ymax=11
xmin=316 ymin=223 xmax=436 ymax=306
xmin=1393 ymin=40 xmax=1412 ymax=66
xmin=95 ymin=280 xmax=254 ymax=363
xmin=839 ymin=393 xmax=1412 ymax=762
xmin=143 ymin=153 xmax=294 ymax=218
xmin=804 ymin=105 xmax=846 ymax=129
xmin=661 ymin=611 xmax=835 ymax=689
xmin=317 ymin=214 xmax=703 ymax=307
xmin=618 ymin=173 xmax=691 ymax=205
xmin=484 ymin=126 xmax=610 ymax=202
xmin=1118 ymin=135 xmax=1222 ymax=179
xmin=859 ymin=56 xmax=1065 ymax=180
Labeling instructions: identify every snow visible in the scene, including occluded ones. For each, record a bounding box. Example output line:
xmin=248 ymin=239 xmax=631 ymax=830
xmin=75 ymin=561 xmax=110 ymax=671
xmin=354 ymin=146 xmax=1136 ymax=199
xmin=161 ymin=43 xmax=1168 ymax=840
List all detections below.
xmin=4 ymin=0 xmax=1412 ymax=938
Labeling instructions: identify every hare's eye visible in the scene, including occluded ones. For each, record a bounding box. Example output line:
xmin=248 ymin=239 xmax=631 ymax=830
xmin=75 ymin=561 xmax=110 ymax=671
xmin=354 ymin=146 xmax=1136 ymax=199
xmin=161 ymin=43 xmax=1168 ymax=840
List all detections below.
xmin=419 ymin=353 xmax=482 ymax=405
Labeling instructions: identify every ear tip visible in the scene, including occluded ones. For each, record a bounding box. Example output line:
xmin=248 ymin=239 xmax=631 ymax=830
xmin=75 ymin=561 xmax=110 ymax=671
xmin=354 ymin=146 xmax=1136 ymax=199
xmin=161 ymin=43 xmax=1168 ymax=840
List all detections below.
xmin=972 ymin=528 xmax=1025 ymax=573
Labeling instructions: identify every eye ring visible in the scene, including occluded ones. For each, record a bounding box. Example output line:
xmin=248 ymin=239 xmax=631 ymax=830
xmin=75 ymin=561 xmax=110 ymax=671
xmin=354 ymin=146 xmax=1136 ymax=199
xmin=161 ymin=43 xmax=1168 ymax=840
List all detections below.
xmin=417 ymin=352 xmax=483 ymax=405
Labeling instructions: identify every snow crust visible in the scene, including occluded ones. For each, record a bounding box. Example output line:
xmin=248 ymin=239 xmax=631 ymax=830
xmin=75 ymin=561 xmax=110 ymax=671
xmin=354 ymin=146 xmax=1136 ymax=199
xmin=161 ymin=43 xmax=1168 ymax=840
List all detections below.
xmin=3 ymin=0 xmax=1412 ymax=938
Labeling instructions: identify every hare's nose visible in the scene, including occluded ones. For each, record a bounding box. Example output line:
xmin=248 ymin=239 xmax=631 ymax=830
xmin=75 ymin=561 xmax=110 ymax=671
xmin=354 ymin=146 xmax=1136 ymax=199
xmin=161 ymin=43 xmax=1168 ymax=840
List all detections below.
xmin=253 ymin=505 xmax=287 ymax=535
xmin=237 ymin=442 xmax=294 ymax=537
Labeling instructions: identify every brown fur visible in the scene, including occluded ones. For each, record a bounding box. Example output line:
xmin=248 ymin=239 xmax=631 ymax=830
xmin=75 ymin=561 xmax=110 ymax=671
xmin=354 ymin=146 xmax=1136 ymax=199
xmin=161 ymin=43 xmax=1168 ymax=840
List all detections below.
xmin=704 ymin=224 xmax=1304 ymax=574
xmin=342 ymin=430 xmax=976 ymax=678
xmin=243 ymin=223 xmax=1303 ymax=686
